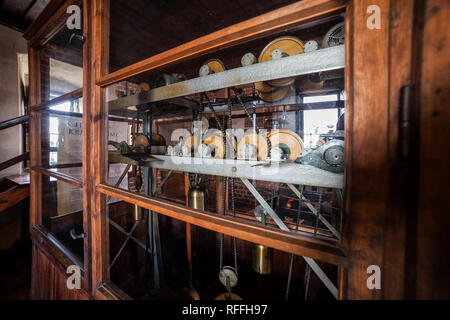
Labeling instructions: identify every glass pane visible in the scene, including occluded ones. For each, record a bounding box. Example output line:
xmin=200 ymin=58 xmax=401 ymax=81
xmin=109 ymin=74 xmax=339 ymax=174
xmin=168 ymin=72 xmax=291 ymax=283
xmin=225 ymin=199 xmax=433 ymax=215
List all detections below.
xmin=40 ymin=98 xmax=83 ymax=179
xmin=40 ymin=18 xmax=83 ymax=103
xmin=102 ymin=9 xmax=347 ymax=300
xmin=108 ymin=0 xmax=299 ymax=73
xmin=107 ymin=207 xmax=338 ymax=300
xmin=41 ymin=175 xmax=84 ymax=263
xmin=104 ymin=13 xmax=346 ymax=241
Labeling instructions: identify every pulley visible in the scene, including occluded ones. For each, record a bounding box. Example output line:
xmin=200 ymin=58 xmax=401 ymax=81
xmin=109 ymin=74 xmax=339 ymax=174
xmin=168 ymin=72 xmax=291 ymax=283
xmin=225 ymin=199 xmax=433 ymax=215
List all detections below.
xmin=256 ymin=36 xmax=304 ymax=89
xmin=199 ymin=58 xmax=226 ymax=77
xmin=192 ymin=116 xmax=209 ymax=136
xmin=154 ymin=73 xmax=186 ymax=88
xmin=203 ymin=134 xmax=225 ymax=159
xmin=268 ymin=129 xmax=304 ymax=161
xmin=186 ymin=133 xmax=235 ymax=158
xmin=237 ymin=132 xmax=269 ymax=161
xmin=133 ymin=82 xmax=150 ymax=94
xmin=133 ymin=133 xmax=166 ymax=149
xmin=304 ymin=40 xmax=319 ymax=52
xmin=256 ymin=85 xmax=293 ymax=103
xmin=241 ymin=52 xmax=256 ymax=67
xmin=254 ymin=205 xmax=272 ymax=223
xmin=215 ymin=266 xmax=242 ymax=300
xmin=133 ymin=134 xmax=150 ymax=149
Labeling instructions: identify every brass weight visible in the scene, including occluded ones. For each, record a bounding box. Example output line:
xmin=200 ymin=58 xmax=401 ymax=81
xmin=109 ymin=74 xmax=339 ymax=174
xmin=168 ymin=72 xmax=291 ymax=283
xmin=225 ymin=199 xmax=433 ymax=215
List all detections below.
xmin=188 ymin=187 xmax=205 ymax=211
xmin=252 ymin=244 xmax=273 ymax=275
xmin=133 ymin=204 xmax=143 ymax=221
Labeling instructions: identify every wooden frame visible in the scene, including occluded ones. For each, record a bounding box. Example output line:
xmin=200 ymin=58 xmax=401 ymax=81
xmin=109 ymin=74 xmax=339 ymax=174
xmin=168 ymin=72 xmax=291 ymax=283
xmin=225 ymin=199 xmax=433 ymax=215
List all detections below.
xmin=26 ymin=0 xmax=353 ymax=299
xmin=25 ymin=0 xmax=437 ymax=300
xmin=25 ymin=0 xmax=88 ymax=295
xmin=89 ymin=0 xmax=352 ymax=299
xmin=96 ymin=0 xmax=347 ymax=87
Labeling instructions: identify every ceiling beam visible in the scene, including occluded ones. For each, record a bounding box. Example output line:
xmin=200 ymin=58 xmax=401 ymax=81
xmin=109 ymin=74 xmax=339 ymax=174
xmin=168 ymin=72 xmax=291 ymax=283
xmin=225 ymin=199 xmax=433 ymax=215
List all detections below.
xmin=0 ymin=12 xmax=28 ymax=33
xmin=22 ymin=0 xmax=38 ymax=18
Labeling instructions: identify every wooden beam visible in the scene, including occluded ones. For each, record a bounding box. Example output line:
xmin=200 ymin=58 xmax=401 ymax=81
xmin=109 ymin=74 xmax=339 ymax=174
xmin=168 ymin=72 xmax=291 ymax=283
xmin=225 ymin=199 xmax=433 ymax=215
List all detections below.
xmin=96 ymin=0 xmax=347 ymax=87
xmin=0 ymin=185 xmax=29 ymax=213
xmin=0 ymin=11 xmax=29 ymax=33
xmin=24 ymin=0 xmax=82 ymax=47
xmin=415 ymin=0 xmax=450 ymax=299
xmin=31 ymin=166 xmax=83 ymax=188
xmin=0 ymin=152 xmax=29 ymax=172
xmin=96 ymin=183 xmax=348 ymax=267
xmin=22 ymin=0 xmax=38 ymax=18
xmin=28 ymin=45 xmax=42 ymax=230
xmin=85 ymin=0 xmax=110 ymax=298
xmin=0 ymin=115 xmax=29 ymax=131
xmin=342 ymin=0 xmax=393 ymax=300
xmin=31 ymin=88 xmax=83 ymax=110
xmin=382 ymin=0 xmax=418 ymax=300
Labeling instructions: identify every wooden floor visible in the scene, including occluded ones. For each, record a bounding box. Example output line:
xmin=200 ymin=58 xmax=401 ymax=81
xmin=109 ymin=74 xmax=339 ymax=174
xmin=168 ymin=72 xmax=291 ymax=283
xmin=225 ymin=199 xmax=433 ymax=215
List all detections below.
xmin=0 ymin=187 xmax=31 ymax=300
xmin=0 ymin=238 xmax=32 ymax=300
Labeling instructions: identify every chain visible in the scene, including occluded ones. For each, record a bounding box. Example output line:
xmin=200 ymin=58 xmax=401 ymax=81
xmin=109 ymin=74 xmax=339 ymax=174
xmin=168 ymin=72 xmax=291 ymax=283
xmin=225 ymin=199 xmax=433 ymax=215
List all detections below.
xmin=314 ymin=188 xmax=323 ymax=236
xmin=203 ymin=93 xmax=223 ymax=132
xmin=218 ymin=89 xmax=238 ymax=276
xmin=228 ymin=89 xmax=238 ymax=276
xmin=231 ymin=87 xmax=272 ymax=155
xmin=232 ymin=87 xmax=259 ymax=133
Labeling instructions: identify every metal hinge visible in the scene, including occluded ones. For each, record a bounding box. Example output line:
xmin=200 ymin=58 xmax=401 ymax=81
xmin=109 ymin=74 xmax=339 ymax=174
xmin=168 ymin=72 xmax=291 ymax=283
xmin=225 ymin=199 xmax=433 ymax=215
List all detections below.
xmin=399 ymin=84 xmax=413 ymax=160
xmin=69 ymin=33 xmax=86 ymax=45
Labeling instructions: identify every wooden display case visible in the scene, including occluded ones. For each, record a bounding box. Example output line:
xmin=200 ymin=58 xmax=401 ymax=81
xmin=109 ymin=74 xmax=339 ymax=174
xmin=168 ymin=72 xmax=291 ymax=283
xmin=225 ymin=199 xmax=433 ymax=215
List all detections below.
xmin=23 ymin=0 xmax=450 ymax=300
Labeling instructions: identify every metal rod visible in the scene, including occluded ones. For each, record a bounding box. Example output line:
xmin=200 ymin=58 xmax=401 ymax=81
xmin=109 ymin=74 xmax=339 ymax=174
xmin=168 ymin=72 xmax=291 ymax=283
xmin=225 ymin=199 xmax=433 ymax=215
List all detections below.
xmin=107 ymin=164 xmax=131 ymax=202
xmin=110 ymin=220 xmax=152 ymax=255
xmin=155 ymin=169 xmax=173 ymax=194
xmin=303 ymin=264 xmax=311 ymax=300
xmin=303 ymin=257 xmax=338 ymax=299
xmin=186 ymin=223 xmax=193 ymax=289
xmin=108 ymin=220 xmax=140 ymax=271
xmin=285 ymin=254 xmax=295 ymax=300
